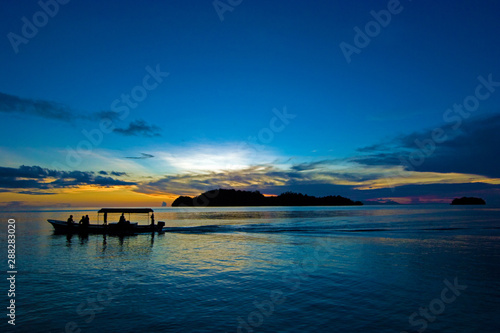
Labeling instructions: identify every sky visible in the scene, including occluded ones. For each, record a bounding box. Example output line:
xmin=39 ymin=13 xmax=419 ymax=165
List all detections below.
xmin=1 ymin=0 xmax=500 ymax=208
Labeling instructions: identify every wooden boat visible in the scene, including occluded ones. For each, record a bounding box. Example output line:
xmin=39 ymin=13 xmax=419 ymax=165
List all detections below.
xmin=47 ymin=208 xmax=165 ymax=235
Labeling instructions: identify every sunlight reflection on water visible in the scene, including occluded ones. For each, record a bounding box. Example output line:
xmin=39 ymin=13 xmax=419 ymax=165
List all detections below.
xmin=1 ymin=206 xmax=499 ymax=332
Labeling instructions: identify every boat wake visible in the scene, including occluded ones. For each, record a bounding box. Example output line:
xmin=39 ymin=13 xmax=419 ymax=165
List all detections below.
xmin=161 ymin=223 xmax=497 ymax=235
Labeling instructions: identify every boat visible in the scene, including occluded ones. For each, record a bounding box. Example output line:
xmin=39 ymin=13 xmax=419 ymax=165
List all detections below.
xmin=47 ymin=208 xmax=165 ymax=235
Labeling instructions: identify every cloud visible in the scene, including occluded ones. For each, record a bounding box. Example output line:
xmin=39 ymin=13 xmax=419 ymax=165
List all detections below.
xmin=131 ymin=153 xmax=500 ymax=206
xmin=18 ymin=191 xmax=58 ymax=195
xmin=113 ymin=119 xmax=161 ymax=137
xmin=0 ymin=92 xmax=74 ymax=121
xmin=355 ymin=113 xmax=500 ymax=178
xmin=0 ymin=201 xmax=72 ymax=210
xmin=0 ymin=92 xmax=161 ymax=139
xmin=153 ymin=143 xmax=282 ymax=174
xmin=93 ymin=176 xmax=134 ymax=186
xmin=277 ymin=182 xmax=500 ymax=204
xmin=110 ymin=171 xmax=128 ymax=176
xmin=290 ymin=161 xmax=329 ymax=172
xmin=0 ymin=92 xmax=127 ymax=122
xmin=0 ymin=165 xmax=58 ymax=178
xmin=0 ymin=201 xmax=27 ymax=210
xmin=351 ymin=182 xmax=500 ymax=204
xmin=98 ymin=170 xmax=129 ymax=176
xmin=0 ymin=165 xmax=136 ymax=191
xmin=132 ymin=162 xmax=388 ymax=196
xmin=134 ymin=165 xmax=289 ymax=196
xmin=125 ymin=153 xmax=155 ymax=160
xmin=135 ymin=164 xmax=500 ymax=204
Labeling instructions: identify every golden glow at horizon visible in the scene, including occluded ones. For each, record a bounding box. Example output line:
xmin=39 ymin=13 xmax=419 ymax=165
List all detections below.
xmin=3 ymin=153 xmax=500 ymax=207
xmin=0 ymin=186 xmax=175 ymax=207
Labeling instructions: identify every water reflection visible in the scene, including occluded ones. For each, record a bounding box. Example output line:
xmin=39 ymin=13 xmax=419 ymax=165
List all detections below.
xmin=65 ymin=233 xmax=72 ymax=247
xmin=63 ymin=233 xmax=90 ymax=247
xmin=79 ymin=233 xmax=88 ymax=245
xmin=5 ymin=207 xmax=500 ymax=332
xmin=54 ymin=231 xmax=158 ymax=259
xmin=102 ymin=234 xmax=107 ymax=253
xmin=118 ymin=235 xmax=125 ymax=248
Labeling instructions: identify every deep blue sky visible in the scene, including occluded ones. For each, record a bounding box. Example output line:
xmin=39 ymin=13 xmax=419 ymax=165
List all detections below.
xmin=1 ymin=0 xmax=500 ymax=206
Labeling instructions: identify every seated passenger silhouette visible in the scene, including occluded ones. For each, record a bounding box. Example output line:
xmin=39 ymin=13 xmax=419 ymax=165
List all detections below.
xmin=118 ymin=213 xmax=127 ymax=226
xmin=67 ymin=215 xmax=74 ymax=227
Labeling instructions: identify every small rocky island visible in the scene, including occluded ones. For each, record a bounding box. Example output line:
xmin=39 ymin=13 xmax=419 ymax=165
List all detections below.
xmin=172 ymin=189 xmax=363 ymax=207
xmin=450 ymin=197 xmax=486 ymax=205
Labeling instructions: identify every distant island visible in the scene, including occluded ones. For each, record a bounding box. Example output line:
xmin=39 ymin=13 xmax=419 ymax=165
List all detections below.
xmin=450 ymin=197 xmax=486 ymax=205
xmin=172 ymin=189 xmax=363 ymax=207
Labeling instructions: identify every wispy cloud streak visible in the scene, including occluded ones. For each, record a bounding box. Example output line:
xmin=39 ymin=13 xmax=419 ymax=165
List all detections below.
xmin=0 ymin=165 xmax=135 ymax=194
xmin=113 ymin=120 xmax=161 ymax=137
xmin=0 ymin=92 xmax=162 ymax=137
xmin=356 ymin=113 xmax=500 ymax=178
xmin=125 ymin=153 xmax=155 ymax=160
xmin=0 ymin=92 xmax=74 ymax=121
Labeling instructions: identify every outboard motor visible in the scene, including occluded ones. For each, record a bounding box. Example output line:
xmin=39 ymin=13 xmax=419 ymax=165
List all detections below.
xmin=157 ymin=221 xmax=165 ymax=232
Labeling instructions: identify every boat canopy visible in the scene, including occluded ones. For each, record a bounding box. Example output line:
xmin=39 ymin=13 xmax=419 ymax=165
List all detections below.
xmin=98 ymin=208 xmax=154 ymax=214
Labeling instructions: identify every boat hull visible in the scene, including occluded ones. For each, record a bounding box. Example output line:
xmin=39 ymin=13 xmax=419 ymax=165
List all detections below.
xmin=47 ymin=220 xmax=164 ymax=235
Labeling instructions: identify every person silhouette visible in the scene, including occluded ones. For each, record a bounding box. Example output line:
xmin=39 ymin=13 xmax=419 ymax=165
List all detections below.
xmin=84 ymin=215 xmax=90 ymax=226
xmin=150 ymin=213 xmax=155 ymax=226
xmin=119 ymin=213 xmax=126 ymax=225
xmin=79 ymin=216 xmax=85 ymax=225
xmin=67 ymin=215 xmax=74 ymax=227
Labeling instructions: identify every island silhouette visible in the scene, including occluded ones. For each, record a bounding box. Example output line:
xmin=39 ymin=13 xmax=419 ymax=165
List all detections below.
xmin=450 ymin=197 xmax=486 ymax=205
xmin=171 ymin=189 xmax=363 ymax=207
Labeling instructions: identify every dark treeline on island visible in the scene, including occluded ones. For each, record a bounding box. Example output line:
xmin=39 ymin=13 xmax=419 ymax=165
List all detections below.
xmin=451 ymin=197 xmax=486 ymax=205
xmin=172 ymin=189 xmax=363 ymax=207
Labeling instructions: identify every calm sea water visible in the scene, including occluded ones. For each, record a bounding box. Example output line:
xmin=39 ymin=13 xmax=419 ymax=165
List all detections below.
xmin=1 ymin=205 xmax=499 ymax=332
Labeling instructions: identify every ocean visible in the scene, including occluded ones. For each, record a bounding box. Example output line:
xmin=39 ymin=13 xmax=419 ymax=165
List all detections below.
xmin=1 ymin=205 xmax=499 ymax=332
